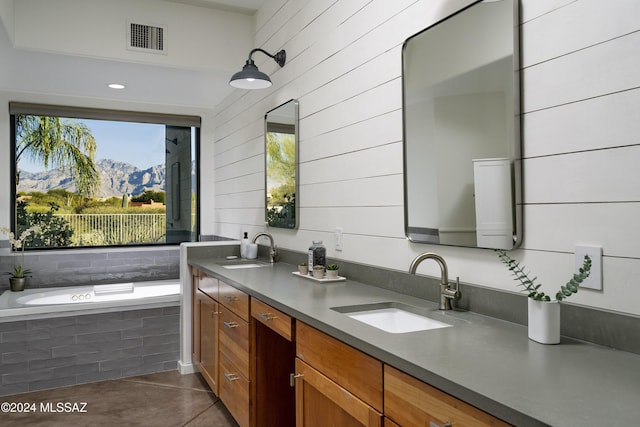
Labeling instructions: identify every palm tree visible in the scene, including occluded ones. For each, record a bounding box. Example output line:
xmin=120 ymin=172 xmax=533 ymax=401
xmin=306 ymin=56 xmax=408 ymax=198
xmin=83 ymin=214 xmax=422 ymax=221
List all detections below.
xmin=15 ymin=115 xmax=101 ymax=197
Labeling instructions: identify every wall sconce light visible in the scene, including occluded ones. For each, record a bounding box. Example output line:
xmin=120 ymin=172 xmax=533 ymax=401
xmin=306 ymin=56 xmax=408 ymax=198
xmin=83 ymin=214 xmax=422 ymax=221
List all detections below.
xmin=229 ymin=48 xmax=286 ymax=89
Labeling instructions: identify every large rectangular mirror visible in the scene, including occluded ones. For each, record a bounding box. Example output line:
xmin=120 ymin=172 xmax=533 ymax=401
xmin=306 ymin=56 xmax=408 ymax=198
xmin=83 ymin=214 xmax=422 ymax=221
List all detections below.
xmin=265 ymin=99 xmax=299 ymax=229
xmin=403 ymin=0 xmax=521 ymax=250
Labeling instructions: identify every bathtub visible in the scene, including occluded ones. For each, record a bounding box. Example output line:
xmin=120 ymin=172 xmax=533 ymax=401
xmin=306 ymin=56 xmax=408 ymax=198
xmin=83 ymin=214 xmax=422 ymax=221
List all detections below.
xmin=0 ymin=279 xmax=180 ymax=322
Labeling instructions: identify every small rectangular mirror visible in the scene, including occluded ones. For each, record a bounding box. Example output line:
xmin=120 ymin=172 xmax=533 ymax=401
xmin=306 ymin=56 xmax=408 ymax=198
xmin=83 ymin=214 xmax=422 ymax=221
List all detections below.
xmin=403 ymin=0 xmax=521 ymax=250
xmin=265 ymin=99 xmax=299 ymax=229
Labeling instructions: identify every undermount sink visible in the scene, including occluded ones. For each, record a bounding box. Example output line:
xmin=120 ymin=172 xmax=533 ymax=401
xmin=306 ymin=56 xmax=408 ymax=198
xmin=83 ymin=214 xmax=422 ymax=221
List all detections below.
xmin=218 ymin=259 xmax=271 ymax=269
xmin=332 ymin=302 xmax=452 ymax=334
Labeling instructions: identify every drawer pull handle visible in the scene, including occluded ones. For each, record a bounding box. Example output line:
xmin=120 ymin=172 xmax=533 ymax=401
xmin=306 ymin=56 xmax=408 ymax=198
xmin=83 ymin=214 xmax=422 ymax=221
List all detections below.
xmin=224 ymin=373 xmax=240 ymax=382
xmin=289 ymin=373 xmax=304 ymax=387
xmin=429 ymin=422 xmax=452 ymax=427
xmin=258 ymin=312 xmax=274 ymax=322
xmin=223 ymin=295 xmax=238 ymax=302
xmin=211 ymin=311 xmax=220 ymax=318
xmin=223 ymin=321 xmax=239 ymax=328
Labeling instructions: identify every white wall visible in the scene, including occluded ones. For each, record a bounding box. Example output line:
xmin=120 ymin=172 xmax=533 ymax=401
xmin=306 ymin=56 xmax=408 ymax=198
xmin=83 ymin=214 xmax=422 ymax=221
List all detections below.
xmin=211 ymin=0 xmax=640 ymax=316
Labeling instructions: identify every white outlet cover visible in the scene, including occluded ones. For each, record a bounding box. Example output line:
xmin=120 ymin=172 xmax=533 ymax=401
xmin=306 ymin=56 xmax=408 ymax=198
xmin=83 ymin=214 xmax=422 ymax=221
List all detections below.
xmin=575 ymin=245 xmax=602 ymax=291
xmin=334 ymin=227 xmax=343 ymax=252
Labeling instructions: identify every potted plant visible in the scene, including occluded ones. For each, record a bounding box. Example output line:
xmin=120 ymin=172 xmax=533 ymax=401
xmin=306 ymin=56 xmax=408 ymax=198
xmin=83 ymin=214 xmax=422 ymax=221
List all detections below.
xmin=326 ymin=264 xmax=340 ymax=279
xmin=312 ymin=265 xmax=325 ymax=279
xmin=298 ymin=262 xmax=308 ymax=276
xmin=1 ymin=225 xmax=41 ymax=292
xmin=495 ymin=250 xmax=591 ymax=344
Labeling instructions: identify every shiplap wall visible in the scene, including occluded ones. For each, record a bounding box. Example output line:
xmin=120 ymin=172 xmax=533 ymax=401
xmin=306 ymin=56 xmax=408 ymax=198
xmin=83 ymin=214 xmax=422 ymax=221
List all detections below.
xmin=210 ymin=0 xmax=640 ymax=316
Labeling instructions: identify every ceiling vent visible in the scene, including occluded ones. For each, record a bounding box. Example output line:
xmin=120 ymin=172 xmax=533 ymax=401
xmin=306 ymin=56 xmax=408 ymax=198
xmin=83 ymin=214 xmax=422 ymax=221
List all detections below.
xmin=127 ymin=22 xmax=167 ymax=54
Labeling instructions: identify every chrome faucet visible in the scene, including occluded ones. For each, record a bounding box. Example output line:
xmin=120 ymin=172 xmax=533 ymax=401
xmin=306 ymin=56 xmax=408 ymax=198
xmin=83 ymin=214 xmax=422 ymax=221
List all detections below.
xmin=409 ymin=252 xmax=461 ymax=310
xmin=252 ymin=232 xmax=278 ymax=263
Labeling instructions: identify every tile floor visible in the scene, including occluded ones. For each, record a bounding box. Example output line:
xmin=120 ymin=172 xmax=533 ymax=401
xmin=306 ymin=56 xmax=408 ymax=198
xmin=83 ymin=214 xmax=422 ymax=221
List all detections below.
xmin=1 ymin=370 xmax=239 ymax=426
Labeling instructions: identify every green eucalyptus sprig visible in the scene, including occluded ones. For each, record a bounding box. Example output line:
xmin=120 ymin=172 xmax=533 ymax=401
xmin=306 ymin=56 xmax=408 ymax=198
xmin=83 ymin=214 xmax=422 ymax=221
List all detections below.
xmin=495 ymin=250 xmax=592 ymax=302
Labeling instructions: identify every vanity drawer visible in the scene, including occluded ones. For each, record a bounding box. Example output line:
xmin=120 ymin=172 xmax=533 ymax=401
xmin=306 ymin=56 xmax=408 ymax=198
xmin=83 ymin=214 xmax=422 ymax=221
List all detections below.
xmin=296 ymin=322 xmax=383 ymax=412
xmin=251 ymin=298 xmax=294 ymax=341
xmin=384 ymin=365 xmax=511 ymax=427
xmin=219 ymin=352 xmax=250 ymax=427
xmin=197 ymin=272 xmax=218 ymax=299
xmin=220 ymin=307 xmax=250 ymax=378
xmin=218 ymin=280 xmax=250 ymax=321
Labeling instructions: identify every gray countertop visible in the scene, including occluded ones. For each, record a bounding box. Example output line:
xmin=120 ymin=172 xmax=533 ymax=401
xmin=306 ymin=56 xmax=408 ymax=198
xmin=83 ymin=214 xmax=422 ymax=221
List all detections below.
xmin=189 ymin=256 xmax=640 ymax=427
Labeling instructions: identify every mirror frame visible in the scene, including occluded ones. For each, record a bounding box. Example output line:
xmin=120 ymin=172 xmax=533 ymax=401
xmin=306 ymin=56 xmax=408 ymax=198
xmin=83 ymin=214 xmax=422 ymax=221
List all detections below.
xmin=402 ymin=0 xmax=522 ymax=249
xmin=264 ymin=99 xmax=299 ymax=229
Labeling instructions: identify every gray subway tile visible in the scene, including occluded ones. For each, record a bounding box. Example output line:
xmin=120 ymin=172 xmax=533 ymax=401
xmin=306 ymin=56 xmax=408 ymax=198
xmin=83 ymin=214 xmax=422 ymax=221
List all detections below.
xmin=143 ymin=351 xmax=179 ymax=365
xmin=52 ymin=342 xmax=102 ymax=358
xmin=3 ymin=369 xmax=53 ymax=385
xmin=2 ymin=328 xmax=51 ymax=343
xmin=140 ymin=343 xmax=178 ymax=356
xmin=2 ymin=349 xmax=51 ymax=364
xmin=76 ymin=369 xmax=123 ymax=385
xmin=75 ymin=318 xmax=142 ymax=335
xmin=0 ymin=321 xmax=28 ymax=333
xmin=143 ymin=333 xmax=180 ymax=347
xmin=52 ymin=362 xmax=100 ymax=379
xmin=28 ymin=316 xmax=76 ymax=330
xmin=29 ymin=355 xmax=76 ymax=371
xmin=29 ymin=376 xmax=77 ymax=392
xmin=0 ymin=382 xmax=29 ymax=396
xmin=28 ymin=335 xmax=76 ymax=351
xmin=99 ymin=355 xmax=143 ymax=372
xmin=0 ymin=361 xmax=28 ymax=376
xmin=76 ymin=330 xmax=122 ymax=344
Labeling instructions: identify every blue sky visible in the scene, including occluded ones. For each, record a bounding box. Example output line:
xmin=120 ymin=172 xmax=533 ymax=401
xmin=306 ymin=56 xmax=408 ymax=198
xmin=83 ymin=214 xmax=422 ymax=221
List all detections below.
xmin=19 ymin=119 xmax=166 ymax=173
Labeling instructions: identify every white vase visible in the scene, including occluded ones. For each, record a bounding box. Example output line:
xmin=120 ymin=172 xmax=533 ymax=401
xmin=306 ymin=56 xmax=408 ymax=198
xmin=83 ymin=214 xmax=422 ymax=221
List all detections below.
xmin=527 ymin=299 xmax=560 ymax=344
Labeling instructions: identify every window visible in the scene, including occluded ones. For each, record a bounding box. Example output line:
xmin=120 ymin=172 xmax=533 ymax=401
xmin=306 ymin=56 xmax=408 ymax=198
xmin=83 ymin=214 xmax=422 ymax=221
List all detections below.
xmin=9 ymin=103 xmax=199 ymax=249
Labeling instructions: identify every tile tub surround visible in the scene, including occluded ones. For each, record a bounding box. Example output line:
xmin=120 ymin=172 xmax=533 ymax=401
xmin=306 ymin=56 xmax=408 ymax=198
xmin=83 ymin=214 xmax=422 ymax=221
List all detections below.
xmin=0 ymin=246 xmax=179 ymax=292
xmin=0 ymin=305 xmax=180 ymax=397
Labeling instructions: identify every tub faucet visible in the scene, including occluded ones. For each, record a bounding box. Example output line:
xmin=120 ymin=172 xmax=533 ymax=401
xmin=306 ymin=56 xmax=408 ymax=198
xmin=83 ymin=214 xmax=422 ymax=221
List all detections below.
xmin=252 ymin=232 xmax=278 ymax=263
xmin=409 ymin=252 xmax=461 ymax=310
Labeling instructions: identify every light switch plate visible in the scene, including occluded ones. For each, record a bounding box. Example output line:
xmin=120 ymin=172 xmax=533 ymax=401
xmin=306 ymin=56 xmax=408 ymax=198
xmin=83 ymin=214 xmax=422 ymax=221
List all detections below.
xmin=575 ymin=245 xmax=602 ymax=290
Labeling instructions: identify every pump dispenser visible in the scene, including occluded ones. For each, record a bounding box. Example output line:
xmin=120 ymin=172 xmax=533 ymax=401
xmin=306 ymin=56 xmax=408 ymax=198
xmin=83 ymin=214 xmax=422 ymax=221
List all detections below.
xmin=240 ymin=232 xmax=249 ymax=258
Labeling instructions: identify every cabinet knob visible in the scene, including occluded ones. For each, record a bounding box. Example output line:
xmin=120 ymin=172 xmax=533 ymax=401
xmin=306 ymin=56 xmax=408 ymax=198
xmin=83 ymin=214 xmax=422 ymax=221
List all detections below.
xmin=223 ymin=295 xmax=238 ymax=302
xmin=211 ymin=311 xmax=220 ymax=318
xmin=223 ymin=321 xmax=239 ymax=328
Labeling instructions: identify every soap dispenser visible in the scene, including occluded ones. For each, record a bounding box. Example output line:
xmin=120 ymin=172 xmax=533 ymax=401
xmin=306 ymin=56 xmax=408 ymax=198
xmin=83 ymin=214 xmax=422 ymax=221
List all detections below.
xmin=240 ymin=232 xmax=249 ymax=258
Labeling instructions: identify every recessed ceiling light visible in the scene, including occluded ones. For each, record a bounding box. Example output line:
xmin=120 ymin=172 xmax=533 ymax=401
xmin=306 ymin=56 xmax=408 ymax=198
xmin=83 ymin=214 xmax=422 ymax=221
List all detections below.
xmin=107 ymin=83 xmax=126 ymax=89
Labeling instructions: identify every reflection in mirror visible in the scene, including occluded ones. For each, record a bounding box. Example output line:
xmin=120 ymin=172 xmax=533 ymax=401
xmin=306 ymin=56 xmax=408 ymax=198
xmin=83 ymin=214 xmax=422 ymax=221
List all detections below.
xmin=403 ymin=0 xmax=521 ymax=250
xmin=265 ymin=99 xmax=299 ymax=229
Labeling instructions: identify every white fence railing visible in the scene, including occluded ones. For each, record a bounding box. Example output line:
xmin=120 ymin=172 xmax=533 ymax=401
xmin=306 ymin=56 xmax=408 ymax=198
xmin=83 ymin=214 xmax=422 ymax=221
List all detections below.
xmin=55 ymin=213 xmax=166 ymax=246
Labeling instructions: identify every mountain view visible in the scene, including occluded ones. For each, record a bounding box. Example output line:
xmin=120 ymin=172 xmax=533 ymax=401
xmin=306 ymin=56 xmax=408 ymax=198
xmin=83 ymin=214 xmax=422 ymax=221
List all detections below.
xmin=18 ymin=159 xmax=166 ymax=198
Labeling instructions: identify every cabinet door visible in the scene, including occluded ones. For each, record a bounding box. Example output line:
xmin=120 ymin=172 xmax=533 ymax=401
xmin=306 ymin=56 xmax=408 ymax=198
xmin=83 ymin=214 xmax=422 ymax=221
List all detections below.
xmin=296 ymin=322 xmax=383 ymax=411
xmin=253 ymin=311 xmax=295 ymax=427
xmin=295 ymin=359 xmax=382 ymax=427
xmin=220 ymin=353 xmax=250 ymax=427
xmin=384 ymin=366 xmax=511 ymax=427
xmin=220 ymin=307 xmax=250 ymax=378
xmin=200 ymin=296 xmax=219 ymax=395
xmin=192 ymin=285 xmax=202 ymax=366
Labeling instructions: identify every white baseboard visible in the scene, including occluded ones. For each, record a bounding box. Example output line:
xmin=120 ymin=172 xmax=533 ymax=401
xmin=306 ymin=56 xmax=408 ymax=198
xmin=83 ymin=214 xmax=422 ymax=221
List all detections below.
xmin=178 ymin=360 xmax=196 ymax=375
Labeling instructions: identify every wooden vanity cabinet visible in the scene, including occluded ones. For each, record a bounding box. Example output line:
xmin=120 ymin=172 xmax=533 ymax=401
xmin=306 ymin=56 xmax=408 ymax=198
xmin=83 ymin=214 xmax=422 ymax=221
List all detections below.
xmin=191 ymin=269 xmax=219 ymax=394
xmin=384 ymin=365 xmax=511 ymax=427
xmin=251 ymin=298 xmax=296 ymax=427
xmin=294 ymin=322 xmax=383 ymax=427
xmin=218 ymin=280 xmax=252 ymax=427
